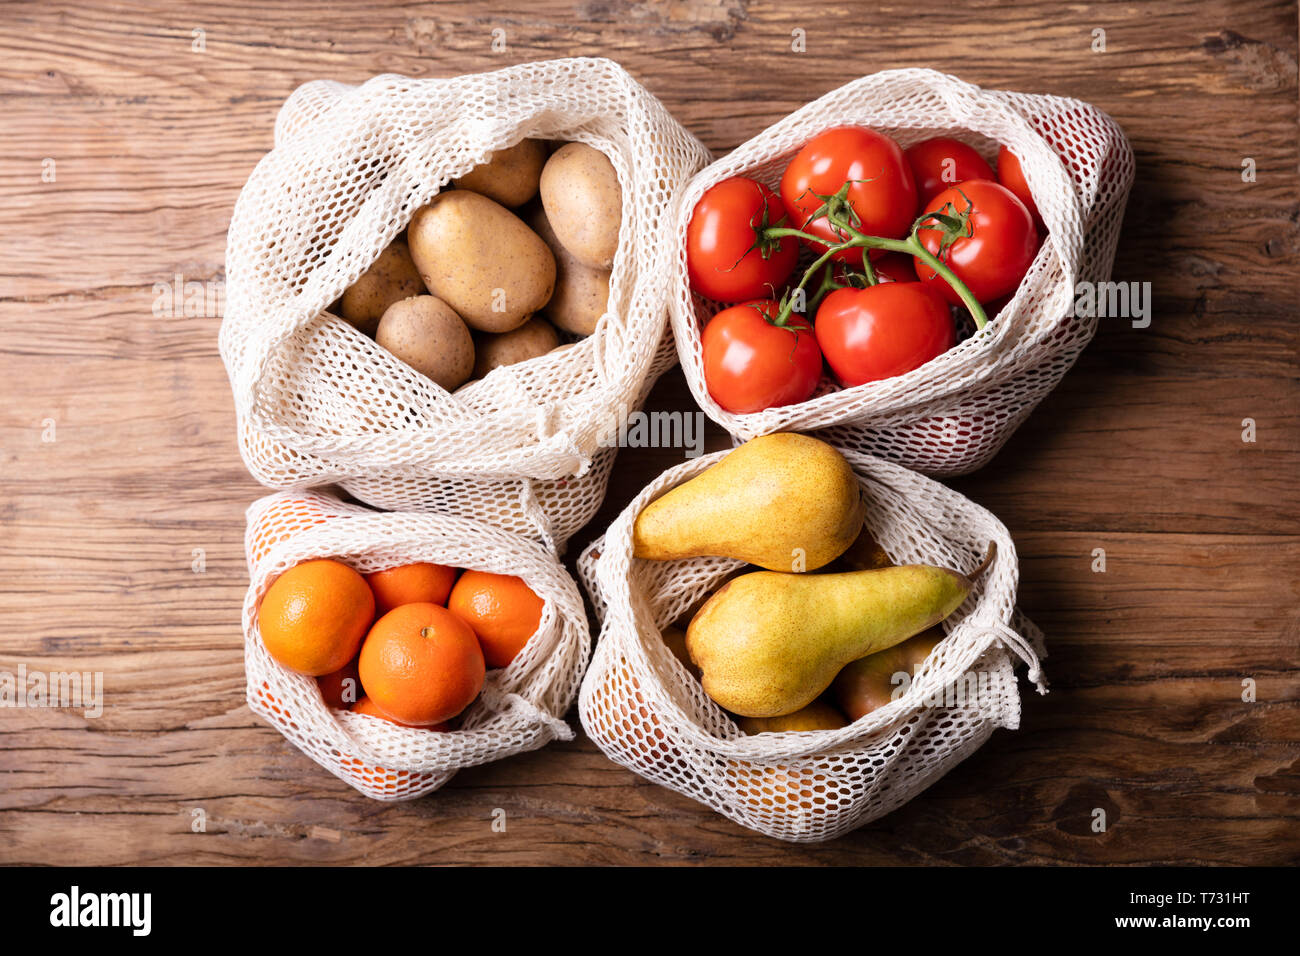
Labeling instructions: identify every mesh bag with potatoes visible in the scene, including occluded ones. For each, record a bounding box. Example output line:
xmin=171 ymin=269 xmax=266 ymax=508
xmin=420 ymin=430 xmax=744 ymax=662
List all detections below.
xmin=242 ymin=489 xmax=589 ymax=801
xmin=669 ymin=68 xmax=1134 ymax=477
xmin=220 ymin=58 xmax=711 ymax=548
xmin=577 ymin=442 xmax=1046 ymax=842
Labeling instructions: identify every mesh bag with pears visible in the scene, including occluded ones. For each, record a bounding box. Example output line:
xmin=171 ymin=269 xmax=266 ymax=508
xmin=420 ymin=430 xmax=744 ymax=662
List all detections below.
xmin=220 ymin=57 xmax=711 ymax=550
xmin=242 ymin=489 xmax=589 ymax=801
xmin=577 ymin=434 xmax=1046 ymax=842
xmin=669 ymin=68 xmax=1134 ymax=477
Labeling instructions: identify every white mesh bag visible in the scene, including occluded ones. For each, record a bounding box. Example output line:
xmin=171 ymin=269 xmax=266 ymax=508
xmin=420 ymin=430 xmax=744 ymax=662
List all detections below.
xmin=669 ymin=68 xmax=1134 ymax=476
xmin=577 ymin=445 xmax=1046 ymax=842
xmin=220 ymin=58 xmax=711 ymax=546
xmin=242 ymin=489 xmax=589 ymax=801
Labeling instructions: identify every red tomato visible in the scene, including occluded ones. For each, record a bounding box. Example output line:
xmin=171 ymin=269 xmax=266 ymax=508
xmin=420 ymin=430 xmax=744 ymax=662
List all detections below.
xmin=866 ymin=252 xmax=917 ymax=284
xmin=905 ymin=137 xmax=995 ymax=209
xmin=780 ymin=126 xmax=917 ymax=263
xmin=996 ymin=146 xmax=1044 ymax=231
xmin=814 ymin=283 xmax=955 ymax=387
xmin=687 ymin=177 xmax=799 ymax=302
xmin=827 ymin=252 xmax=916 ymax=288
xmin=701 ymin=300 xmax=823 ymax=414
xmin=913 ymin=180 xmax=1039 ymax=306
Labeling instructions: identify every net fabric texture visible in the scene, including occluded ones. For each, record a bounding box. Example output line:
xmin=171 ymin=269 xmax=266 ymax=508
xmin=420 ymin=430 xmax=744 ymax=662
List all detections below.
xmin=242 ymin=490 xmax=590 ymax=801
xmin=668 ymin=69 xmax=1135 ymax=477
xmin=330 ymin=335 xmax=675 ymax=553
xmin=220 ymin=57 xmax=712 ymax=542
xmin=577 ymin=446 xmax=1046 ymax=842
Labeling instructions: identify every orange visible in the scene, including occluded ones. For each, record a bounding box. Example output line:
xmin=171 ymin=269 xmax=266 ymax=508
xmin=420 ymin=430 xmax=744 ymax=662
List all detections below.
xmin=248 ymin=496 xmax=330 ymax=565
xmin=366 ymin=562 xmax=458 ymax=615
xmin=580 ymin=657 xmax=681 ymax=768
xmin=259 ymin=559 xmax=375 ymax=676
xmin=728 ymin=760 xmax=830 ymax=816
xmin=358 ymin=603 xmax=484 ymax=725
xmin=316 ymin=657 xmax=361 ymax=709
xmin=351 ymin=695 xmax=449 ymax=731
xmin=447 ymin=570 xmax=545 ymax=669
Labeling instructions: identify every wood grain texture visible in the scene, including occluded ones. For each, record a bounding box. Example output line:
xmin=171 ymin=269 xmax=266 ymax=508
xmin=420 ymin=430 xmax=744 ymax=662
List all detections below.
xmin=0 ymin=0 xmax=1297 ymax=865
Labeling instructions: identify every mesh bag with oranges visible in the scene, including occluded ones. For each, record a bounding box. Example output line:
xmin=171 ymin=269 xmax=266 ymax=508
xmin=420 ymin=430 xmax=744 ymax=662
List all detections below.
xmin=577 ymin=444 xmax=1045 ymax=842
xmin=668 ymin=68 xmax=1134 ymax=477
xmin=220 ymin=57 xmax=711 ymax=550
xmin=243 ymin=490 xmax=589 ymax=800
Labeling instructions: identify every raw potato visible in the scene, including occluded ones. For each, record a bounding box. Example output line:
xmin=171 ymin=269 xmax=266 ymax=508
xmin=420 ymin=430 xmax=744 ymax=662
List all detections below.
xmin=375 ymin=295 xmax=475 ymax=391
xmin=339 ymin=238 xmax=426 ymax=336
xmin=407 ymin=191 xmax=556 ymax=333
xmin=453 ymin=139 xmax=547 ymax=208
xmin=473 ymin=316 xmax=560 ymax=378
xmin=539 ymin=143 xmax=622 ymax=270
xmin=527 ymin=205 xmax=610 ymax=336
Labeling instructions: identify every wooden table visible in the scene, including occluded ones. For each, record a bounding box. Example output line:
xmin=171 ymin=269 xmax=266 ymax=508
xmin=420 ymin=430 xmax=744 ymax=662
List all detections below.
xmin=1 ymin=0 xmax=1296 ymax=866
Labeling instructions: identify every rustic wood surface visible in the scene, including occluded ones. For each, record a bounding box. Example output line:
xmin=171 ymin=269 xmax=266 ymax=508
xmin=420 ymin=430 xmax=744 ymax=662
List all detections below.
xmin=0 ymin=0 xmax=1297 ymax=866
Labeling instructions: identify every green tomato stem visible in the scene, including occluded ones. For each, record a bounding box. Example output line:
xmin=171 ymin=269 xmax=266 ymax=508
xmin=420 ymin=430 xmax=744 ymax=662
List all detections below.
xmin=805 ymin=263 xmax=843 ymax=314
xmin=860 ymin=248 xmax=879 ymax=287
xmin=770 ymin=239 xmax=842 ymax=326
xmin=764 ymin=223 xmax=989 ymax=330
xmin=904 ymin=235 xmax=988 ymax=330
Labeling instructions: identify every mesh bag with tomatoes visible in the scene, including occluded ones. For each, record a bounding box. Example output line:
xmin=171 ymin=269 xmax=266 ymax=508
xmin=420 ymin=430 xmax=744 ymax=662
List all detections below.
xmin=577 ymin=446 xmax=1045 ymax=842
xmin=671 ymin=68 xmax=1134 ymax=476
xmin=220 ymin=58 xmax=710 ymax=550
xmin=242 ymin=490 xmax=589 ymax=801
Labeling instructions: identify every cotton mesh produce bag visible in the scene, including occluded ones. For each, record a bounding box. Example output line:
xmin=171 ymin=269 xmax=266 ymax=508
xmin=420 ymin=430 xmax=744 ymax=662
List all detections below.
xmin=243 ymin=490 xmax=589 ymax=801
xmin=220 ymin=58 xmax=711 ymax=547
xmin=330 ymin=354 xmax=667 ymax=553
xmin=669 ymin=68 xmax=1134 ymax=477
xmin=577 ymin=445 xmax=1046 ymax=842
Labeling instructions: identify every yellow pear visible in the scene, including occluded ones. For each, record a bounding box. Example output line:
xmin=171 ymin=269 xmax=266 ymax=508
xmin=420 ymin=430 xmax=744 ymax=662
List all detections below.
xmin=736 ymin=700 xmax=848 ymax=734
xmin=686 ymin=551 xmax=990 ymax=718
xmin=632 ymin=433 xmax=864 ymax=572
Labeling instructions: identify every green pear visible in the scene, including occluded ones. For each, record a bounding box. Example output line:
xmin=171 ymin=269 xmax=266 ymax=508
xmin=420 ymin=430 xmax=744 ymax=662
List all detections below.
xmin=686 ymin=550 xmax=991 ymax=718
xmin=632 ymin=433 xmax=864 ymax=572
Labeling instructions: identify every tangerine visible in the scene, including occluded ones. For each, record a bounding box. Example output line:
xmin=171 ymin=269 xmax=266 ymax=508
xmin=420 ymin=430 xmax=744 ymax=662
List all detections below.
xmin=259 ymin=559 xmax=374 ymax=676
xmin=316 ymin=657 xmax=362 ymax=709
xmin=358 ymin=603 xmax=484 ymax=725
xmin=366 ymin=562 xmax=458 ymax=615
xmin=447 ymin=570 xmax=544 ymax=668
xmin=248 ymin=496 xmax=330 ymax=565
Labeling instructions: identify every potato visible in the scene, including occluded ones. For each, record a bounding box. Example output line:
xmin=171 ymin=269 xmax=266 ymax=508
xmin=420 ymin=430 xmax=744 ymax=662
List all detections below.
xmin=375 ymin=295 xmax=474 ymax=391
xmin=339 ymin=238 xmax=426 ymax=336
xmin=473 ymin=316 xmax=560 ymax=378
xmin=526 ymin=205 xmax=610 ymax=336
xmin=453 ymin=139 xmax=547 ymax=208
xmin=407 ymin=191 xmax=555 ymax=333
xmin=539 ymin=143 xmax=622 ymax=269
